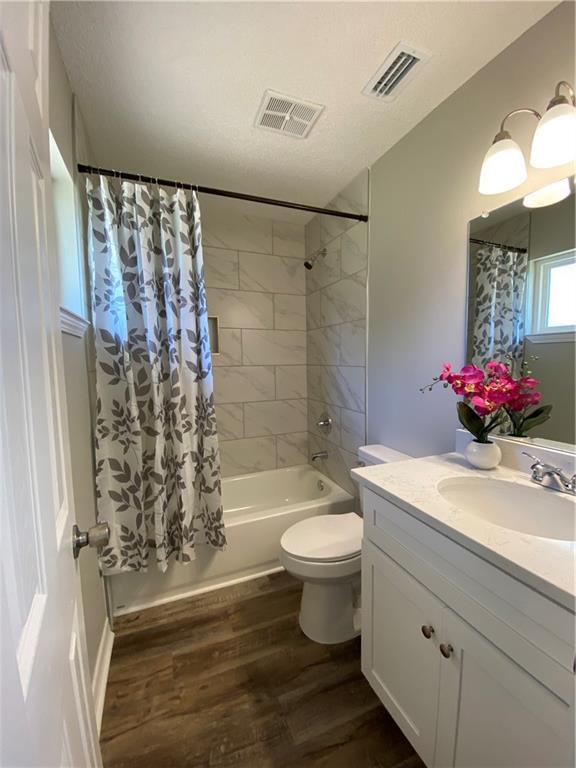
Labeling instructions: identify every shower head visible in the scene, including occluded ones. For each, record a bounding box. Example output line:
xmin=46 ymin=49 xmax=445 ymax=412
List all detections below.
xmin=303 ymin=248 xmax=327 ymax=270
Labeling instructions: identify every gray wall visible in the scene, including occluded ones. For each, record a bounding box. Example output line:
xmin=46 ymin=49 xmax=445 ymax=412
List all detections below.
xmin=305 ymin=171 xmax=369 ymax=495
xmin=526 ymin=338 xmax=575 ymax=444
xmin=527 ymin=192 xmax=576 ymax=444
xmin=367 ymin=2 xmax=575 ymax=457
xmin=49 ymin=23 xmax=108 ymax=679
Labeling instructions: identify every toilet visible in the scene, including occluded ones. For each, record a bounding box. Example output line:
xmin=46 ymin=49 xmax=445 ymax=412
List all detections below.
xmin=280 ymin=444 xmax=410 ymax=644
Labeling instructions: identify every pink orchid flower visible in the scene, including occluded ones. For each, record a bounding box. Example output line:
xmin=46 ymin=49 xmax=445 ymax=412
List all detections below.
xmin=483 ymin=375 xmax=517 ymax=403
xmin=439 ymin=363 xmax=453 ymax=382
xmin=486 ymin=361 xmax=509 ymax=377
xmin=449 ymin=364 xmax=485 ymax=396
xmin=470 ymin=393 xmax=500 ymax=416
xmin=507 ymin=390 xmax=542 ymax=412
xmin=425 ymin=360 xmax=547 ymax=437
xmin=518 ymin=376 xmax=540 ymax=390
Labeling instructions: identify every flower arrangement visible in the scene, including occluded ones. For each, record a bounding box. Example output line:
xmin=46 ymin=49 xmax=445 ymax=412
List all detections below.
xmin=421 ymin=360 xmax=552 ymax=443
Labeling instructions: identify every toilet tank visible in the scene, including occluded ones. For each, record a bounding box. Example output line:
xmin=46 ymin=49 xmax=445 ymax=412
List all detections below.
xmin=357 ymin=444 xmax=411 ymax=466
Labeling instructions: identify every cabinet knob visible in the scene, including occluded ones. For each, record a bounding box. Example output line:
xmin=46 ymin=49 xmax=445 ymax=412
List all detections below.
xmin=440 ymin=643 xmax=454 ymax=659
xmin=421 ymin=625 xmax=435 ymax=639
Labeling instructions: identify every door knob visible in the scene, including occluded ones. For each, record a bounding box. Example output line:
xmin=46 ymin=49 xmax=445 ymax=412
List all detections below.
xmin=421 ymin=625 xmax=435 ymax=639
xmin=440 ymin=643 xmax=454 ymax=659
xmin=72 ymin=522 xmax=110 ymax=559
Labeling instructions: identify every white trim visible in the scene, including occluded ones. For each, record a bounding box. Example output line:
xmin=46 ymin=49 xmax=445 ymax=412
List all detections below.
xmin=526 ymin=332 xmax=576 ymax=344
xmin=60 ymin=306 xmax=90 ymax=337
xmin=112 ymin=565 xmax=284 ymax=617
xmin=454 ymin=428 xmax=575 ymax=474
xmin=91 ymin=619 xmax=114 ymax=736
xmin=527 ymin=249 xmax=576 ymax=336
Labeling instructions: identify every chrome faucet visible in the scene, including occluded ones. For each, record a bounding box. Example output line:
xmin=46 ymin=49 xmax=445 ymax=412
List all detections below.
xmin=316 ymin=413 xmax=332 ymax=433
xmin=311 ymin=451 xmax=328 ymax=462
xmin=522 ymin=452 xmax=576 ymax=495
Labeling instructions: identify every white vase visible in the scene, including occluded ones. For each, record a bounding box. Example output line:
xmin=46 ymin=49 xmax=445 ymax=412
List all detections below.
xmin=465 ymin=440 xmax=502 ymax=470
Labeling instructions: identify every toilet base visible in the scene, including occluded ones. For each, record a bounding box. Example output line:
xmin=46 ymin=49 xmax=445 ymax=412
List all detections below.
xmin=298 ymin=577 xmax=361 ymax=645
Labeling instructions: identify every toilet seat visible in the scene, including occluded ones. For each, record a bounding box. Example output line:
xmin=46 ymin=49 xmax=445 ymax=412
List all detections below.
xmin=280 ymin=512 xmax=362 ymax=563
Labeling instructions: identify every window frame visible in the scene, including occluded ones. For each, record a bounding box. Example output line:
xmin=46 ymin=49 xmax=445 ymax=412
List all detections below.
xmin=526 ymin=248 xmax=576 ymax=341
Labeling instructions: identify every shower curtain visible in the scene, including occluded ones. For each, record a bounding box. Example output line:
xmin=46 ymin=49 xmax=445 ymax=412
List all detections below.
xmin=86 ymin=176 xmax=225 ymax=574
xmin=470 ymin=245 xmax=528 ymax=370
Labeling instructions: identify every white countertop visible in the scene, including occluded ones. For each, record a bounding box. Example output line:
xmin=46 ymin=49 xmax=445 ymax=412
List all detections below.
xmin=352 ymin=453 xmax=576 ymax=612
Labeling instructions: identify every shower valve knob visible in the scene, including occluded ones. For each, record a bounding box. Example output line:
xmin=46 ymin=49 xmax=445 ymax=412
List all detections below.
xmin=316 ymin=413 xmax=332 ymax=433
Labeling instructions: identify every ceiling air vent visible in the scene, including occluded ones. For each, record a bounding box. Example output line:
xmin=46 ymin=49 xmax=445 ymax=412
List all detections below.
xmin=363 ymin=42 xmax=430 ymax=102
xmin=255 ymin=90 xmax=324 ymax=139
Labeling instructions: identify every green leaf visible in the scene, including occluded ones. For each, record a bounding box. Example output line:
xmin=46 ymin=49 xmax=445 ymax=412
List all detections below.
xmin=521 ymin=404 xmax=553 ymax=433
xmin=480 ymin=411 xmax=505 ymax=441
xmin=524 ymin=404 xmax=552 ymax=421
xmin=457 ymin=402 xmax=485 ymax=442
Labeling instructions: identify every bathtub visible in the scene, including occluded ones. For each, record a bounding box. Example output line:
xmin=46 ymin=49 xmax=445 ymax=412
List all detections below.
xmin=109 ymin=465 xmax=354 ymax=615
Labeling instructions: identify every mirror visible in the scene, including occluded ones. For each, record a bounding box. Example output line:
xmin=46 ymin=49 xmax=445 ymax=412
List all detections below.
xmin=467 ymin=178 xmax=575 ymax=448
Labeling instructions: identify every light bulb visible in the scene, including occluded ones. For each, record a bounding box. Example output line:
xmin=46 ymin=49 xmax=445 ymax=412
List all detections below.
xmin=530 ymin=102 xmax=576 ymax=168
xmin=523 ymin=178 xmax=571 ymax=208
xmin=479 ymin=136 xmax=527 ymax=195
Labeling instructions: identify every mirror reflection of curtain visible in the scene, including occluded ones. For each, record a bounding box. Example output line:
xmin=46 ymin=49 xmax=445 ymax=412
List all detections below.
xmin=471 ymin=246 xmax=528 ymax=369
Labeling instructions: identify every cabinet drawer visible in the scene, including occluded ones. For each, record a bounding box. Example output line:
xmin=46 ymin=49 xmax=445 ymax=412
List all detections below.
xmin=362 ymin=488 xmax=575 ymax=702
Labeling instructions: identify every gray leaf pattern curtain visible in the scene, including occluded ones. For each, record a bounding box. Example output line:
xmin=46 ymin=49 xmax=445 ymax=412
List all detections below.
xmin=86 ymin=176 xmax=225 ymax=574
xmin=471 ymin=245 xmax=529 ymax=369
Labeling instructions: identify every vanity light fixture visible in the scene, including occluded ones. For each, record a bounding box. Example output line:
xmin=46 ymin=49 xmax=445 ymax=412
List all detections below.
xmin=530 ymin=82 xmax=576 ymax=168
xmin=479 ymin=81 xmax=576 ymax=196
xmin=478 ymin=109 xmax=540 ymax=195
xmin=522 ymin=177 xmax=571 ymax=208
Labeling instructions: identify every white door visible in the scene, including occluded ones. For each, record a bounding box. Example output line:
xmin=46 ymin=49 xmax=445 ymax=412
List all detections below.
xmin=434 ymin=607 xmax=574 ymax=768
xmin=0 ymin=4 xmax=101 ymax=767
xmin=362 ymin=540 xmax=443 ymax=767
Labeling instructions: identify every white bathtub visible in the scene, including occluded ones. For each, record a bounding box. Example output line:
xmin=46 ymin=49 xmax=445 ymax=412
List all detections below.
xmin=109 ymin=465 xmax=354 ymax=615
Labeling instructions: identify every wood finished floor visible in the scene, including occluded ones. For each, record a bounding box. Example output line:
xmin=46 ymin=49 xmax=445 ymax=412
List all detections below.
xmin=101 ymin=572 xmax=424 ymax=768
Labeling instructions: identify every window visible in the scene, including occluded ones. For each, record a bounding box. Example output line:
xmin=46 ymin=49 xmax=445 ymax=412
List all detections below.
xmin=527 ymin=249 xmax=576 ymax=337
xmin=49 ymin=132 xmax=85 ymax=317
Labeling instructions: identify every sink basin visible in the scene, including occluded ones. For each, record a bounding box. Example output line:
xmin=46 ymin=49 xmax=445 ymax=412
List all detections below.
xmin=438 ymin=477 xmax=576 ymax=542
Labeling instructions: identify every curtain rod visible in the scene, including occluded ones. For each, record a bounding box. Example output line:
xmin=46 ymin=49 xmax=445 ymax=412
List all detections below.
xmin=469 ymin=236 xmax=527 ymax=254
xmin=77 ymin=164 xmax=368 ymax=223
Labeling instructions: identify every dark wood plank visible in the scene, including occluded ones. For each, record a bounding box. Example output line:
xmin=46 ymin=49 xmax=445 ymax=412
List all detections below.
xmin=101 ymin=572 xmax=425 ymax=768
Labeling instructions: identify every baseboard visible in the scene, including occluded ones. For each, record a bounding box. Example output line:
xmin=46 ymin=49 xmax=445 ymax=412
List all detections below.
xmin=92 ymin=618 xmax=114 ymax=735
xmin=113 ymin=565 xmax=284 ymax=617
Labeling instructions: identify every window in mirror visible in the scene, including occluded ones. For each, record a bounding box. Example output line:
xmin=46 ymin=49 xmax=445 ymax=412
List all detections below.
xmin=528 ymin=250 xmax=576 ymax=336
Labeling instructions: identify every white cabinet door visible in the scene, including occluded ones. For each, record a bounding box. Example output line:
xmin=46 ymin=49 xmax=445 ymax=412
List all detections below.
xmin=0 ymin=5 xmax=101 ymax=767
xmin=435 ymin=607 xmax=574 ymax=768
xmin=362 ymin=540 xmax=443 ymax=767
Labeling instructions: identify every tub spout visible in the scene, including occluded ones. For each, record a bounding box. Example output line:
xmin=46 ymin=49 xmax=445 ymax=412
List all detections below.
xmin=311 ymin=451 xmax=328 ymax=462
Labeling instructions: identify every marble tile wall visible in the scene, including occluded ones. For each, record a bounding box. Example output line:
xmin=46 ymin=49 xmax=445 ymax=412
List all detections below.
xmin=304 ymin=170 xmax=369 ymax=496
xmin=203 ymin=214 xmax=308 ymax=477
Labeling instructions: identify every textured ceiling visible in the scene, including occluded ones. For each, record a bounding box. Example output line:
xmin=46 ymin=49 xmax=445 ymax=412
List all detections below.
xmin=52 ymin=1 xmax=557 ymax=211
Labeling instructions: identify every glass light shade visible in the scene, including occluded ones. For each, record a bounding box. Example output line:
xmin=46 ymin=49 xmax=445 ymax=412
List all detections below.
xmin=530 ymin=102 xmax=576 ymax=168
xmin=523 ymin=178 xmax=571 ymax=208
xmin=478 ymin=138 xmax=527 ymax=195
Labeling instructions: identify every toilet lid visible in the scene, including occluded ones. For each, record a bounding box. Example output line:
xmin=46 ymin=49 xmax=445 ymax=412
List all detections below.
xmin=280 ymin=513 xmax=362 ymax=562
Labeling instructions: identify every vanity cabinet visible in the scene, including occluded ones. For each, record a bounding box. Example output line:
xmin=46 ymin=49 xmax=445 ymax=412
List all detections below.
xmin=363 ymin=542 xmax=443 ymax=765
xmin=361 ymin=489 xmax=575 ymax=768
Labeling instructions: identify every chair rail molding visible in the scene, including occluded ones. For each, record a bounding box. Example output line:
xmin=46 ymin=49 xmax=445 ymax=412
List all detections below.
xmin=60 ymin=306 xmax=90 ymax=337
